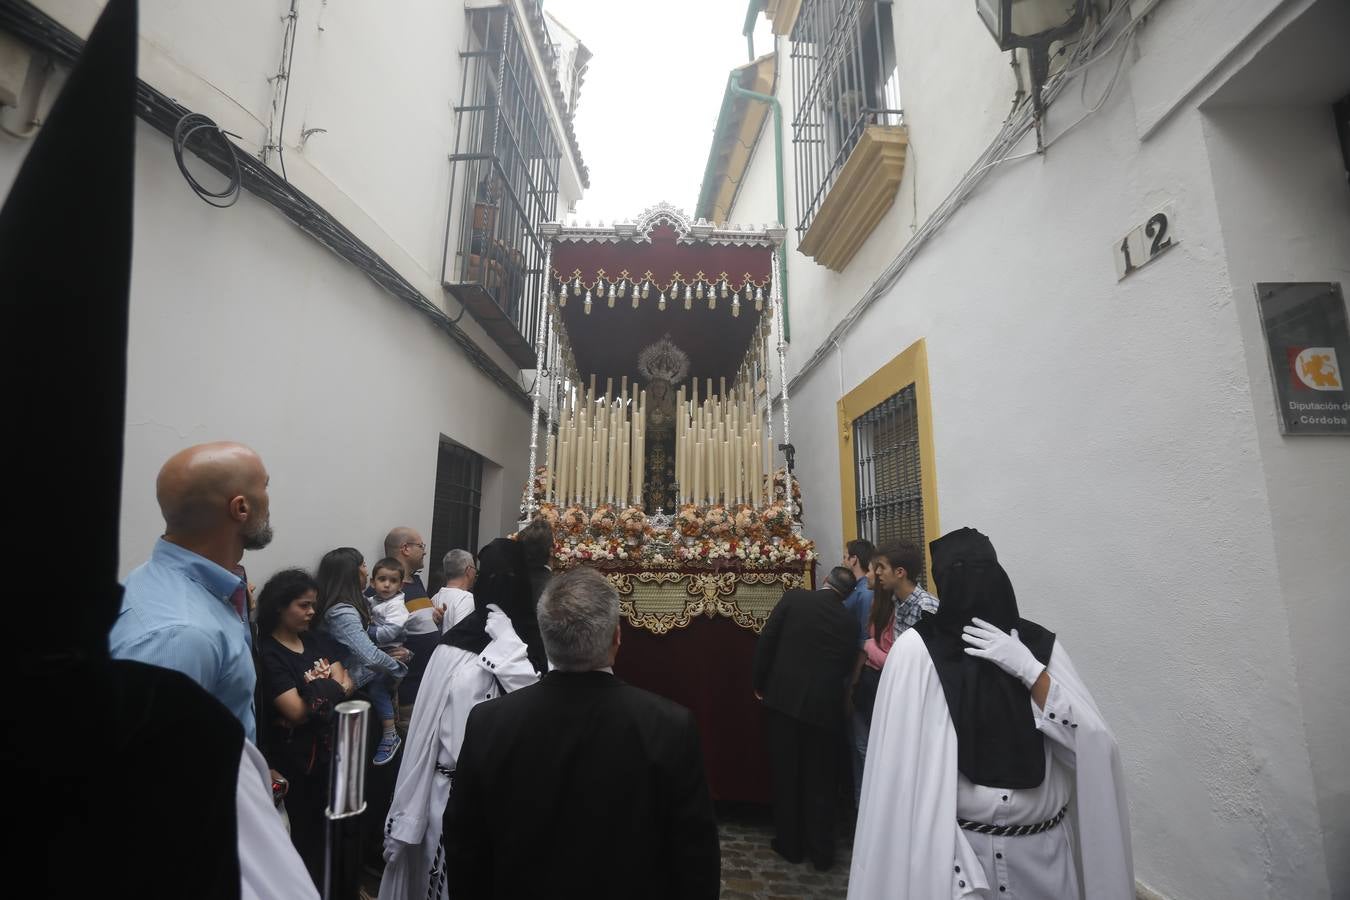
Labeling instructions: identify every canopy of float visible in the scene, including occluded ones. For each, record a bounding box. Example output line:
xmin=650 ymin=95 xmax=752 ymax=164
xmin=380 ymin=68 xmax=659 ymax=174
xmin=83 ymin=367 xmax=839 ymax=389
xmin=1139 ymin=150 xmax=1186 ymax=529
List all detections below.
xmin=541 ymin=203 xmax=785 ymax=386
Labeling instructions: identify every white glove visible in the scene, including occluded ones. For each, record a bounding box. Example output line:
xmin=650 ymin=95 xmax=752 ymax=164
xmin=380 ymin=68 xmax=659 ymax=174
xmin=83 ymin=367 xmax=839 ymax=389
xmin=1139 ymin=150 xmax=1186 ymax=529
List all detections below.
xmin=383 ymin=835 xmax=408 ymax=864
xmin=961 ymin=617 xmax=1045 ymax=688
xmin=483 ymin=604 xmax=516 ymax=643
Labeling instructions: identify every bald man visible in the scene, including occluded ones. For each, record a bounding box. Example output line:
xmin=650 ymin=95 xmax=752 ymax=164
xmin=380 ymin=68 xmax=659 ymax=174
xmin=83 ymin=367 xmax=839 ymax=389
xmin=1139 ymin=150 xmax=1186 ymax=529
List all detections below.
xmin=378 ymin=526 xmax=443 ymax=723
xmin=110 ymin=442 xmax=274 ymax=742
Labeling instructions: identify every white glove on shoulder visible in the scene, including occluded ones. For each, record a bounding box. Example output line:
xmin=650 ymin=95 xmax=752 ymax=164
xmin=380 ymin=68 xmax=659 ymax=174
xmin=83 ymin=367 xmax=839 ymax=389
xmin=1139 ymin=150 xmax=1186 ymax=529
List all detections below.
xmin=961 ymin=617 xmax=1045 ymax=688
xmin=483 ymin=604 xmax=516 ymax=643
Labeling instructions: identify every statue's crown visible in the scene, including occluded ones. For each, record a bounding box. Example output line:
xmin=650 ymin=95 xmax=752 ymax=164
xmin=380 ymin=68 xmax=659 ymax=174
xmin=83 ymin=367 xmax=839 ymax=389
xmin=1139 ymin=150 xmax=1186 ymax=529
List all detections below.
xmin=637 ymin=334 xmax=689 ymax=384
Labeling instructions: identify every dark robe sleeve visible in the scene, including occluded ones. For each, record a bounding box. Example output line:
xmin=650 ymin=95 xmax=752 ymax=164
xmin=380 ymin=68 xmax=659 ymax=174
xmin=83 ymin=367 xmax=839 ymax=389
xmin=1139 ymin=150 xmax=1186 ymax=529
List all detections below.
xmin=752 ymin=592 xmax=792 ymax=695
xmin=444 ymin=704 xmax=493 ymax=897
xmin=663 ymin=708 xmax=722 ymax=898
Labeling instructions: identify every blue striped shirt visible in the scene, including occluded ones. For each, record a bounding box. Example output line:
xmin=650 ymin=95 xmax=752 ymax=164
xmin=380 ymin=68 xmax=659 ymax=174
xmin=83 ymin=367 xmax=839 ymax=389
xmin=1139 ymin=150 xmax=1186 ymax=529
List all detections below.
xmin=110 ymin=538 xmax=256 ymax=742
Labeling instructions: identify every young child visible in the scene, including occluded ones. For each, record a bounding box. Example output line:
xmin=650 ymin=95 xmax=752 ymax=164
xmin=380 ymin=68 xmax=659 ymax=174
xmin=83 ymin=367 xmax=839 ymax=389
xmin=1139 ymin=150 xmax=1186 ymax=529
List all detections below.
xmin=367 ymin=558 xmax=409 ymax=765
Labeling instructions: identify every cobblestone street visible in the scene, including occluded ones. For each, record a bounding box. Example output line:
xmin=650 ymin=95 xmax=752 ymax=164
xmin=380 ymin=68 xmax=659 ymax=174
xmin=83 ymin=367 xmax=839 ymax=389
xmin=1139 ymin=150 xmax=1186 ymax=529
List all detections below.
xmin=718 ymin=811 xmax=852 ymax=899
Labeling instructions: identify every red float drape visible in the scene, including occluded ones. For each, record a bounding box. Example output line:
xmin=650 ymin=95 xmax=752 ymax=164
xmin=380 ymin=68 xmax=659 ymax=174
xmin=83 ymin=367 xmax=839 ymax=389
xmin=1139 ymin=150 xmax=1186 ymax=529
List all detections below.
xmin=614 ymin=616 xmax=772 ymax=804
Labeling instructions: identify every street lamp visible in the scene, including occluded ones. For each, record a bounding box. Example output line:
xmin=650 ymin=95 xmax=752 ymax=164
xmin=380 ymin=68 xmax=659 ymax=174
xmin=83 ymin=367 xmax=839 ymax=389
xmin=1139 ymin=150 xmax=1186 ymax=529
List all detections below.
xmin=976 ymin=0 xmax=1088 ymax=130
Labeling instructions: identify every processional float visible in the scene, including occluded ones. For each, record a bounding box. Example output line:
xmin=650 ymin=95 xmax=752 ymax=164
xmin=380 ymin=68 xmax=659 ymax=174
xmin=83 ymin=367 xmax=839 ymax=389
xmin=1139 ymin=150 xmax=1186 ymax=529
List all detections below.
xmin=517 ymin=203 xmax=816 ymax=638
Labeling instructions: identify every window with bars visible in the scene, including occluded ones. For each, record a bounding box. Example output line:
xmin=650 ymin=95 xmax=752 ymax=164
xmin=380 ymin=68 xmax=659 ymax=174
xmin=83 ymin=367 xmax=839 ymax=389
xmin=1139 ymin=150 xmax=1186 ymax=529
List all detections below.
xmin=790 ymin=0 xmax=902 ymax=241
xmin=445 ymin=5 xmax=561 ymax=368
xmin=852 ymin=383 xmax=926 ymax=586
xmin=429 ymin=440 xmax=484 ymax=584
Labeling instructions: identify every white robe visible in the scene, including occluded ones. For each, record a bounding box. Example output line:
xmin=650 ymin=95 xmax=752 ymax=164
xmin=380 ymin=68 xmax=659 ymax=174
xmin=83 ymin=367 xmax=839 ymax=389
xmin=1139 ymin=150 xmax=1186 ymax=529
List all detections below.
xmin=237 ymin=740 xmax=320 ymax=900
xmin=848 ymin=629 xmax=1133 ymax=899
xmin=378 ymin=602 xmax=539 ymax=900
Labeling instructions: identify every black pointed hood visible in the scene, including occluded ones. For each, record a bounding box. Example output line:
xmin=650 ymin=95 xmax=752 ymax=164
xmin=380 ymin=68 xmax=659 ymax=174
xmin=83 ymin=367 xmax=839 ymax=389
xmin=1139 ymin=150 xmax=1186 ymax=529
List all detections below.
xmin=1 ymin=0 xmax=138 ymax=662
xmin=912 ymin=527 xmax=1056 ymax=789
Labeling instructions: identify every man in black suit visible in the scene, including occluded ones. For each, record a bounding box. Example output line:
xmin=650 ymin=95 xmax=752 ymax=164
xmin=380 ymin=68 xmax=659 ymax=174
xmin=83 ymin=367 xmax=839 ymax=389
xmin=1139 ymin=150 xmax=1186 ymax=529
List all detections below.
xmin=752 ymin=567 xmax=862 ymax=870
xmin=443 ymin=566 xmax=721 ymax=898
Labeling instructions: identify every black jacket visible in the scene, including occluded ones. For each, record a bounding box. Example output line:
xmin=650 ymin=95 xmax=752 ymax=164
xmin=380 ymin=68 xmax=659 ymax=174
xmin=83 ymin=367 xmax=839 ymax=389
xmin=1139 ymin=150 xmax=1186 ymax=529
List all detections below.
xmin=752 ymin=588 xmax=860 ymax=730
xmin=444 ymin=670 xmax=721 ymax=899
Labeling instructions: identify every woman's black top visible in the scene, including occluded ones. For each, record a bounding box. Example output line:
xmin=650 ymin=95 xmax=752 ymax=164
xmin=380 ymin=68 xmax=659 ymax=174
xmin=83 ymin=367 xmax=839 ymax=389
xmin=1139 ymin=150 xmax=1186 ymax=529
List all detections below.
xmin=256 ymin=631 xmax=346 ymax=778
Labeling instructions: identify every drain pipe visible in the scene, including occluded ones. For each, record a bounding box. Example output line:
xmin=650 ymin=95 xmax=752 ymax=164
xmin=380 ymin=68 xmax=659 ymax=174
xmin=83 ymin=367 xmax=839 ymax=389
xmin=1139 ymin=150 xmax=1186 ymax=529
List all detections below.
xmin=726 ymin=75 xmax=790 ymax=343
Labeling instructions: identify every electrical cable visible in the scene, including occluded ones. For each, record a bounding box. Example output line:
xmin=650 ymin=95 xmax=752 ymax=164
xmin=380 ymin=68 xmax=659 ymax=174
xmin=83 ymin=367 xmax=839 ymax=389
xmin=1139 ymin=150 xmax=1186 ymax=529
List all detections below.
xmin=275 ymin=0 xmax=298 ymax=182
xmin=173 ymin=112 xmax=242 ymax=208
xmin=783 ymin=0 xmax=1167 ymax=396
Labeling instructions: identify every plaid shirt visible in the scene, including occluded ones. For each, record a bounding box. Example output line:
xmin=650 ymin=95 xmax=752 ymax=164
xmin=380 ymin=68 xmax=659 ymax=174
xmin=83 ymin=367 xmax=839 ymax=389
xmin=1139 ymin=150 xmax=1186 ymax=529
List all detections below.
xmin=893 ymin=585 xmax=939 ymax=642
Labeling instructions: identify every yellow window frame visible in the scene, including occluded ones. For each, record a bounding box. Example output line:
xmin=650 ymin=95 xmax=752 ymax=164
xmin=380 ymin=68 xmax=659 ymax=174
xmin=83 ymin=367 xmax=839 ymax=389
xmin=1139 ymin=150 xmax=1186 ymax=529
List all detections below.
xmin=836 ymin=337 xmax=941 ymax=577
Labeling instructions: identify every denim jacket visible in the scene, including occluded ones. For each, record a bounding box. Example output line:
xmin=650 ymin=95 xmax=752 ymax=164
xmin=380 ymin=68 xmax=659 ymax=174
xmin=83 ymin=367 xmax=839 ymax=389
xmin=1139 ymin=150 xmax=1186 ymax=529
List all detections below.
xmin=320 ymin=602 xmax=407 ymax=690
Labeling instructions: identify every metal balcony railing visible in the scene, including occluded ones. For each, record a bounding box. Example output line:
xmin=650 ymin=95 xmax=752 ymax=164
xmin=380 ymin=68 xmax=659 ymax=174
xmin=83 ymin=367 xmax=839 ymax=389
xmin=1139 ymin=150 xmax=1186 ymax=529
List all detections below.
xmin=790 ymin=0 xmax=903 ymax=242
xmin=446 ymin=4 xmax=561 ymax=369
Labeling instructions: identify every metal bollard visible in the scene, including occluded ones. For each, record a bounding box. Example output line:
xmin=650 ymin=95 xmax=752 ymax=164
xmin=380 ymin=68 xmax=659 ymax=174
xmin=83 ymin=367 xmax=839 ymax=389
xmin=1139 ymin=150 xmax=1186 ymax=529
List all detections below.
xmin=324 ymin=699 xmax=370 ymax=900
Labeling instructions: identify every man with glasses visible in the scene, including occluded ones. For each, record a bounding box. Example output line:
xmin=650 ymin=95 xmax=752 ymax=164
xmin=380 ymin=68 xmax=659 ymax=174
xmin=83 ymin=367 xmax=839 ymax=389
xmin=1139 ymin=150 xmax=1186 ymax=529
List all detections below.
xmin=380 ymin=527 xmax=438 ymax=726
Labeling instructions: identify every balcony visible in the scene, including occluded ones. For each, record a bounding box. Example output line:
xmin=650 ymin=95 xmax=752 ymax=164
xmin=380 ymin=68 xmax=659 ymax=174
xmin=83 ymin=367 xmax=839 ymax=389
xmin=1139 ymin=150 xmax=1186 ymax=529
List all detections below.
xmin=444 ymin=4 xmax=562 ymax=369
xmin=790 ymin=0 xmax=906 ymax=271
xmin=796 ymin=125 xmax=908 ymax=271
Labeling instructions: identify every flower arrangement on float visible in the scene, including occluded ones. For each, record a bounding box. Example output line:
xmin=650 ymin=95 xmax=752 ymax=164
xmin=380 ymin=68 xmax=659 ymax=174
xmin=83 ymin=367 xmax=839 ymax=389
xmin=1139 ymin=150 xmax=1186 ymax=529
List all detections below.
xmin=766 ymin=467 xmax=802 ymax=504
xmin=542 ymin=496 xmax=814 ymax=572
xmin=559 ymin=504 xmax=589 ymax=536
xmin=555 ymin=536 xmax=633 ymax=563
xmin=534 ymin=502 xmax=560 ymax=529
xmin=672 ymin=533 xmax=817 ymax=566
xmin=733 ymin=505 xmax=763 ymax=540
xmin=530 ymin=466 xmax=549 ymax=504
xmin=702 ymin=504 xmax=732 ymax=538
xmin=675 ymin=504 xmax=703 ymax=538
xmin=589 ymin=503 xmax=618 ymax=535
xmin=617 ymin=506 xmax=650 ymax=544
xmin=552 ymin=532 xmax=816 ymax=571
xmin=762 ymin=501 xmax=793 ymax=538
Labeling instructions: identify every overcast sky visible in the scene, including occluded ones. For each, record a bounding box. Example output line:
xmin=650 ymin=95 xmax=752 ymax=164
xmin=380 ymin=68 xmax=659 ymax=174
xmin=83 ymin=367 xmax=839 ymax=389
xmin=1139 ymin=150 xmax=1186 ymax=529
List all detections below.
xmin=546 ymin=0 xmax=773 ymax=222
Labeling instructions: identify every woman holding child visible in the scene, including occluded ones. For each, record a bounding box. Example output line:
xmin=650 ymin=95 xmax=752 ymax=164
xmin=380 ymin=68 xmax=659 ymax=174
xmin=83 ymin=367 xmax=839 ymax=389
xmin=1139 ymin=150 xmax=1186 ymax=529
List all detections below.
xmin=316 ymin=547 xmax=410 ymax=766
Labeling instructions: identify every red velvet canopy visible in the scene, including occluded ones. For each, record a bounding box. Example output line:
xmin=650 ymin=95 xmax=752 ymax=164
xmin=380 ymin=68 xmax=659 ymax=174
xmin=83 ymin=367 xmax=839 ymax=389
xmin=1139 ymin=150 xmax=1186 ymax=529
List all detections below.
xmin=545 ymin=206 xmax=780 ymax=383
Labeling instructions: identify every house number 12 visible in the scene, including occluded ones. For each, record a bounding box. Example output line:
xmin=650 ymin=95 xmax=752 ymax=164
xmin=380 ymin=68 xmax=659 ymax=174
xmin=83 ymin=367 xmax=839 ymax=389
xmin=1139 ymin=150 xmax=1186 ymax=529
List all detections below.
xmin=1114 ymin=204 xmax=1178 ymax=281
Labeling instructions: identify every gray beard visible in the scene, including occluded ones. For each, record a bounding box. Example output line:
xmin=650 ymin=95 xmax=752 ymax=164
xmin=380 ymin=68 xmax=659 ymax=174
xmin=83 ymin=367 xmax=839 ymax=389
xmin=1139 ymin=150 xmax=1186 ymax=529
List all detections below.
xmin=242 ymin=520 xmax=274 ymax=551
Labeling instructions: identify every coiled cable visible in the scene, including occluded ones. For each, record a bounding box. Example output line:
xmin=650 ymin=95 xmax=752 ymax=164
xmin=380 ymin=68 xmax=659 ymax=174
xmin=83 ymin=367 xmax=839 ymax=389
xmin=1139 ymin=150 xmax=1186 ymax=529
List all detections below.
xmin=173 ymin=112 xmax=241 ymax=208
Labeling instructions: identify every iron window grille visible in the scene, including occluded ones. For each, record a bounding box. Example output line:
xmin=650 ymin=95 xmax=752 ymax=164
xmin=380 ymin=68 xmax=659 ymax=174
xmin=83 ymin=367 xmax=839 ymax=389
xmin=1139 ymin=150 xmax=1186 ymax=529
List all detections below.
xmin=790 ymin=0 xmax=903 ymax=241
xmin=430 ymin=439 xmax=484 ymax=583
xmin=852 ymin=383 xmax=926 ymax=586
xmin=446 ymin=4 xmax=561 ymax=367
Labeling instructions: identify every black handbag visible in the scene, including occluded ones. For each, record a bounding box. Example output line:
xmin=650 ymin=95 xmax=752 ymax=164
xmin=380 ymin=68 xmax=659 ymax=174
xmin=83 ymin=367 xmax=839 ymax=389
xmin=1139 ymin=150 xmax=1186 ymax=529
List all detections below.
xmin=852 ymin=664 xmax=883 ymax=725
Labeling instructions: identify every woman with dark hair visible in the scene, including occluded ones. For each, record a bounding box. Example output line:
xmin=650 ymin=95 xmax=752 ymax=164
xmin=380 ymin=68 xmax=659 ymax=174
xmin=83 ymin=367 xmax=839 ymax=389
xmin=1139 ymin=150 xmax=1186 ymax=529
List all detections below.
xmin=255 ymin=567 xmax=353 ymax=887
xmin=315 ymin=547 xmax=409 ymax=764
xmin=378 ymin=537 xmax=543 ymax=900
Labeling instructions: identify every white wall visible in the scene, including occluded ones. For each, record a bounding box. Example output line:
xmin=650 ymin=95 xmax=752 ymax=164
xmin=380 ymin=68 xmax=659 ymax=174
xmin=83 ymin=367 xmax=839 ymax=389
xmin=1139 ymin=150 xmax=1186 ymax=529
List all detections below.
xmin=726 ymin=1 xmax=1348 ymax=896
xmin=28 ymin=0 xmax=582 ymax=381
xmin=1203 ymin=103 xmax=1350 ymax=894
xmin=0 ymin=121 xmax=531 ymax=582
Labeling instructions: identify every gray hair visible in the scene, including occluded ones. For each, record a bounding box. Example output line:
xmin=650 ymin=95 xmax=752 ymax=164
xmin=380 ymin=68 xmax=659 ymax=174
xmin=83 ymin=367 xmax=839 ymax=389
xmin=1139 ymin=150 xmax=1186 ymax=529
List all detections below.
xmin=537 ymin=567 xmax=620 ymax=672
xmin=442 ymin=548 xmax=475 ymax=579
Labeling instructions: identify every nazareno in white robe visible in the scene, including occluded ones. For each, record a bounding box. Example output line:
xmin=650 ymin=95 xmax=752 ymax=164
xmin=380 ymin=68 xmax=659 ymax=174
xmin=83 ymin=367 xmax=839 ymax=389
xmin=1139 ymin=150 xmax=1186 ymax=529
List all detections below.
xmin=848 ymin=628 xmax=1133 ymax=899
xmin=378 ymin=597 xmax=540 ymax=900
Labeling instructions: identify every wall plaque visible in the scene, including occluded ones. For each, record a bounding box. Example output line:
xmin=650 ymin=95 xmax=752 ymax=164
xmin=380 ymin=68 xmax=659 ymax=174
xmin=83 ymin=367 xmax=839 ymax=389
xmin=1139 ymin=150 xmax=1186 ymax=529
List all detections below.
xmin=1255 ymin=282 xmax=1349 ymax=435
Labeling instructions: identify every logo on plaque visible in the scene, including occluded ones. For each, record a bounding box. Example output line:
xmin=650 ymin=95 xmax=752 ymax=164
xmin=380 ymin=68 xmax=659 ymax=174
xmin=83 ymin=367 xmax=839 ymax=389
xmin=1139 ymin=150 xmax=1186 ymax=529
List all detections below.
xmin=1287 ymin=347 xmax=1343 ymax=392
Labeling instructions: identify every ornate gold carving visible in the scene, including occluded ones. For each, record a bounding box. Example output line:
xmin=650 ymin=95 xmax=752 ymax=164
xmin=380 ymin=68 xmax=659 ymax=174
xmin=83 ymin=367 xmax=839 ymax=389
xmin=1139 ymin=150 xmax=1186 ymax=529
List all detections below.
xmin=611 ymin=568 xmax=807 ymax=635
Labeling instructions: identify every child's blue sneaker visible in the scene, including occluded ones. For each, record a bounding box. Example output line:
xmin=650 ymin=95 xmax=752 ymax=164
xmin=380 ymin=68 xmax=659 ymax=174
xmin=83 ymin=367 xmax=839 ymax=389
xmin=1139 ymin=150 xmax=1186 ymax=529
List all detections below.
xmin=373 ymin=732 xmax=401 ymax=766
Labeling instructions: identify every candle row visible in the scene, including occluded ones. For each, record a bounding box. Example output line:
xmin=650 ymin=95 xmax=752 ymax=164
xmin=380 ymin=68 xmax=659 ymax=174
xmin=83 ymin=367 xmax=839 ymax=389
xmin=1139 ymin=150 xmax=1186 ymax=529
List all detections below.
xmin=674 ymin=376 xmax=765 ymax=508
xmin=548 ymin=376 xmax=646 ymax=509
